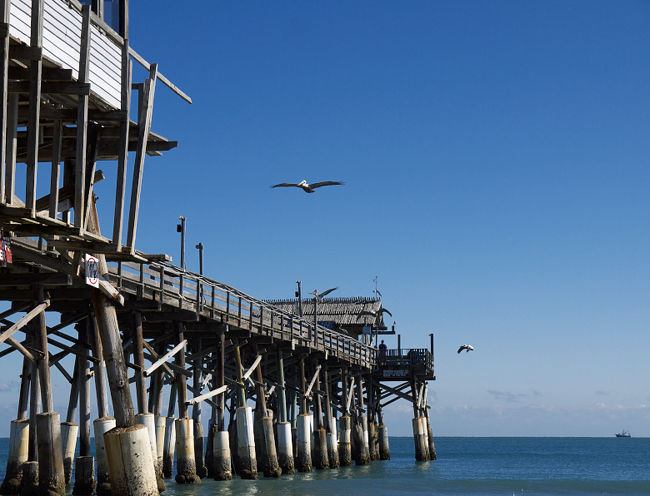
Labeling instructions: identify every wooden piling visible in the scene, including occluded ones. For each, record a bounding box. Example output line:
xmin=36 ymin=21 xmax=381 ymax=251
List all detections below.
xmin=234 ymin=342 xmax=257 ymax=480
xmin=213 ymin=328 xmax=231 ymax=481
xmin=253 ymin=345 xmax=281 ymax=478
xmin=191 ymin=342 xmax=207 ymax=478
xmin=312 ymin=364 xmax=329 ymax=470
xmin=275 ymin=350 xmax=294 ymax=474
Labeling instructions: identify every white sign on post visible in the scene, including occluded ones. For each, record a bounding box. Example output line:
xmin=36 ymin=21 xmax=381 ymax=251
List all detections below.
xmin=85 ymin=254 xmax=99 ymax=288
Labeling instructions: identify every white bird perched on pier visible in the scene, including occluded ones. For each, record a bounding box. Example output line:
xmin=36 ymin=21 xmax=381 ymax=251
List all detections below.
xmin=271 ymin=179 xmax=343 ymax=194
xmin=457 ymin=344 xmax=474 ymax=354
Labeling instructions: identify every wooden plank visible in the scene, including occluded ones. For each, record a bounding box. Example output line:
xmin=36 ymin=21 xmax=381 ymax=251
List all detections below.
xmin=128 ymin=46 xmax=191 ymax=104
xmin=125 ymin=63 xmax=156 ymax=251
xmin=5 ymin=335 xmax=36 ymax=362
xmin=25 ymin=0 xmax=43 ymax=217
xmin=242 ymin=354 xmax=261 ymax=382
xmin=0 ymin=300 xmax=49 ymax=345
xmin=74 ymin=4 xmax=91 ymax=231
xmin=144 ymin=338 xmax=186 ymax=377
xmin=305 ymin=364 xmax=322 ymax=399
xmin=186 ymin=384 xmax=227 ymax=406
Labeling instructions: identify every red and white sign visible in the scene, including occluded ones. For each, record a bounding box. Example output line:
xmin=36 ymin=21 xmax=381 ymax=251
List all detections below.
xmin=85 ymin=254 xmax=99 ymax=288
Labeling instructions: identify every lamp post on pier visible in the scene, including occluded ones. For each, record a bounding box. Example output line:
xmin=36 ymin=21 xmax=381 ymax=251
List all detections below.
xmin=196 ymin=242 xmax=204 ymax=275
xmin=177 ymin=216 xmax=186 ymax=270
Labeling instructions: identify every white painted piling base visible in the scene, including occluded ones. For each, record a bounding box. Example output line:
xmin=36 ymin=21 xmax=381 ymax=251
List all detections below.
xmin=136 ymin=413 xmax=165 ymax=492
xmin=276 ymin=421 xmax=294 ymax=474
xmin=352 ymin=420 xmax=369 ymax=466
xmin=213 ymin=431 xmax=232 ymax=481
xmin=420 ymin=417 xmax=430 ymax=460
xmin=378 ymin=424 xmax=390 ymax=460
xmin=412 ymin=417 xmax=429 ymax=461
xmin=61 ymin=422 xmax=79 ymax=485
xmin=93 ymin=417 xmax=116 ymax=496
xmin=328 ymin=418 xmax=339 ymax=468
xmin=236 ymin=407 xmax=258 ymax=480
xmin=361 ymin=414 xmax=370 ymax=454
xmin=104 ymin=425 xmax=158 ymax=496
xmin=162 ymin=417 xmax=175 ymax=479
xmin=0 ymin=418 xmax=29 ymax=494
xmin=295 ymin=414 xmax=312 ymax=472
xmin=338 ymin=416 xmax=352 ymax=467
xmin=175 ymin=418 xmax=200 ymax=484
xmin=37 ymin=412 xmax=66 ymax=496
xmin=154 ymin=416 xmax=166 ymax=477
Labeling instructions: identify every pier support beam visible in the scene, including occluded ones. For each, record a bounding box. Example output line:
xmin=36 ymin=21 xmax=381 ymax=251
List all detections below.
xmin=253 ymin=346 xmax=281 ymax=478
xmin=104 ymin=425 xmax=158 ymax=496
xmin=275 ymin=350 xmax=294 ymax=474
xmin=295 ymin=357 xmax=312 ymax=472
xmin=233 ymin=342 xmax=257 ymax=479
xmin=338 ymin=371 xmax=352 ymax=466
xmin=0 ymin=419 xmax=29 ymax=494
xmin=312 ymin=364 xmax=329 ymax=470
xmin=191 ymin=342 xmax=207 ymax=478
xmin=93 ymin=417 xmax=116 ymax=496
xmin=174 ymin=322 xmax=200 ymax=484
xmin=213 ymin=328 xmax=231 ymax=481
xmin=36 ymin=412 xmax=66 ymax=496
xmin=338 ymin=415 xmax=352 ymax=467
xmin=378 ymin=409 xmax=390 ymax=460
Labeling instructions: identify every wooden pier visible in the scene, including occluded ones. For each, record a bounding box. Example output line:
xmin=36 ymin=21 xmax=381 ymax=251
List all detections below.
xmin=0 ymin=1 xmax=437 ymax=494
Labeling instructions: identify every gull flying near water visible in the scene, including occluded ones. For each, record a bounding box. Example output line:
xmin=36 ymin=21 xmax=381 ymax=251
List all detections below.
xmin=271 ymin=179 xmax=343 ymax=194
xmin=311 ymin=287 xmax=338 ymax=299
xmin=457 ymin=344 xmax=474 ymax=354
xmin=359 ymin=308 xmax=393 ymax=318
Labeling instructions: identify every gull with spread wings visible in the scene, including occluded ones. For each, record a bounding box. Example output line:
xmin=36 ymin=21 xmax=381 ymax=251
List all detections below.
xmin=271 ymin=179 xmax=343 ymax=194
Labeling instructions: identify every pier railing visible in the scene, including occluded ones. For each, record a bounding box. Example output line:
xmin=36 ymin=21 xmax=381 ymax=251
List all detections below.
xmin=107 ymin=260 xmax=376 ymax=368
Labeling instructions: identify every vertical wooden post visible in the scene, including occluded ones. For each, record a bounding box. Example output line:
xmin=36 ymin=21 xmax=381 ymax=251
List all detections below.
xmin=27 ymin=325 xmax=40 ymax=462
xmin=78 ymin=324 xmax=91 ymax=457
xmin=217 ymin=326 xmax=226 ymax=431
xmin=74 ymin=5 xmax=91 ymax=231
xmin=91 ymin=313 xmax=109 ymax=419
xmin=25 ymin=0 xmax=43 ymax=217
xmin=17 ymin=355 xmax=31 ymax=420
xmin=174 ymin=322 xmax=188 ymax=418
xmin=0 ymin=0 xmax=9 ymax=204
xmin=4 ymin=92 xmax=16 ymax=204
xmin=125 ymin=64 xmax=158 ymax=251
xmin=112 ymin=55 xmax=131 ymax=248
xmin=48 ymin=121 xmax=63 ymax=218
xmin=132 ymin=311 xmax=147 ymax=414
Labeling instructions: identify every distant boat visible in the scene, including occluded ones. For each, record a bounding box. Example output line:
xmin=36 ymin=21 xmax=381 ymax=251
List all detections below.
xmin=615 ymin=430 xmax=631 ymax=438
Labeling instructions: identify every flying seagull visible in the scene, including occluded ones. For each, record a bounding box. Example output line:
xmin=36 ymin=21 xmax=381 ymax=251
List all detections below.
xmin=457 ymin=344 xmax=474 ymax=354
xmin=271 ymin=179 xmax=343 ymax=194
xmin=311 ymin=287 xmax=338 ymax=298
xmin=359 ymin=308 xmax=393 ymax=318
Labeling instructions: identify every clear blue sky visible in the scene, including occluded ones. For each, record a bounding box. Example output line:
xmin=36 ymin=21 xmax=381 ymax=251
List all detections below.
xmin=2 ymin=0 xmax=650 ymax=437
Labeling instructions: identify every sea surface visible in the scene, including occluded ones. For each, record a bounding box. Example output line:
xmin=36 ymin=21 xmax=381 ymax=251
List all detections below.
xmin=0 ymin=437 xmax=648 ymax=495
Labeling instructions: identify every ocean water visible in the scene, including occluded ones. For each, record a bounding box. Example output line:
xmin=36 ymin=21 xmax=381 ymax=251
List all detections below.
xmin=0 ymin=437 xmax=648 ymax=495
